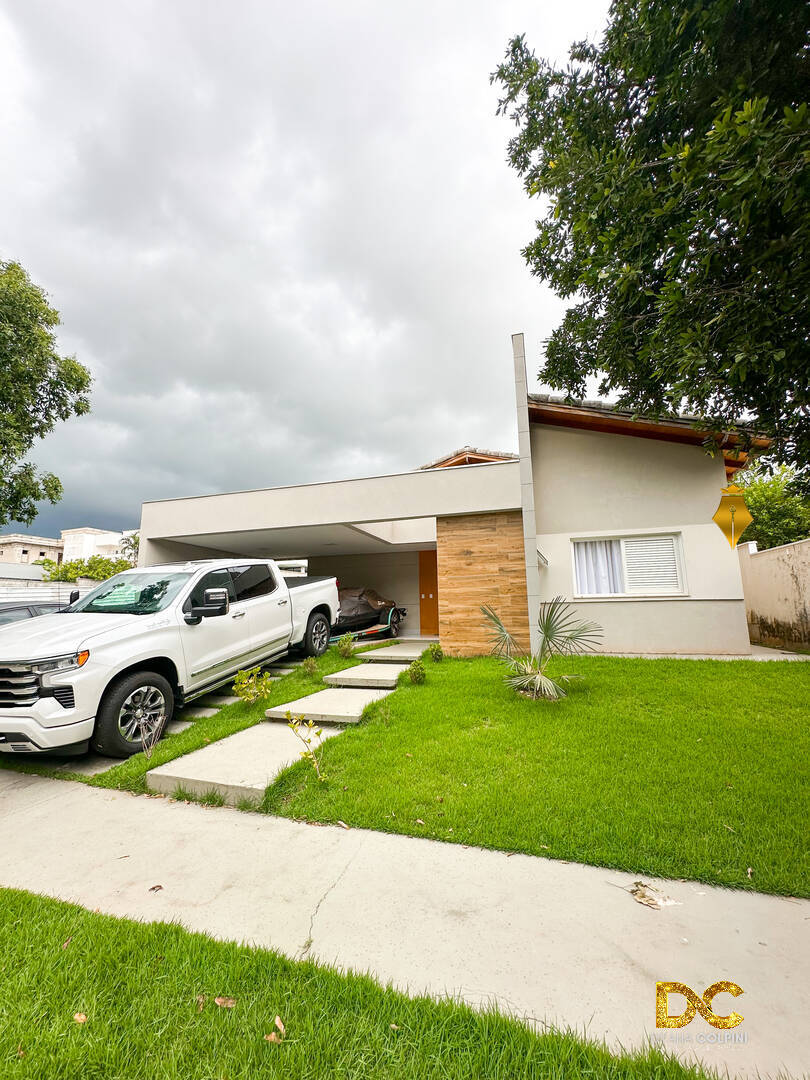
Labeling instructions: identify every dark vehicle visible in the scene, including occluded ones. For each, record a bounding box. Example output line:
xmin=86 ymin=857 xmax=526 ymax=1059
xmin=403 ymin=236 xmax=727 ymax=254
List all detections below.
xmin=332 ymin=587 xmax=406 ymax=641
xmin=0 ymin=601 xmax=65 ymax=625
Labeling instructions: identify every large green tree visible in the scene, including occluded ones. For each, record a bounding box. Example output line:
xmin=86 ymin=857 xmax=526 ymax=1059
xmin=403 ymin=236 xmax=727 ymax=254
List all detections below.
xmin=0 ymin=260 xmax=91 ymax=526
xmin=737 ymin=462 xmax=810 ymax=549
xmin=493 ymin=0 xmax=810 ymax=464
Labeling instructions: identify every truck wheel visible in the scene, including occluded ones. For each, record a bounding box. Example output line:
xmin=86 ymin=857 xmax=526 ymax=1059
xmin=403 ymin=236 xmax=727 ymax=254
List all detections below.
xmin=91 ymin=671 xmax=174 ymax=758
xmin=303 ymin=612 xmax=330 ymax=657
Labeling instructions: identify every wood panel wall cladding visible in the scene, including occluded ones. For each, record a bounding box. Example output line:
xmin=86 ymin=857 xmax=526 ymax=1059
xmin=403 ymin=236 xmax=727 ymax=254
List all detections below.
xmin=436 ymin=511 xmax=530 ymax=656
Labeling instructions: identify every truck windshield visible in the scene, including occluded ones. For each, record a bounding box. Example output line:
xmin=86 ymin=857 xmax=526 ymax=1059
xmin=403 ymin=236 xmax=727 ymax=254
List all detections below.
xmin=67 ymin=571 xmax=193 ymax=615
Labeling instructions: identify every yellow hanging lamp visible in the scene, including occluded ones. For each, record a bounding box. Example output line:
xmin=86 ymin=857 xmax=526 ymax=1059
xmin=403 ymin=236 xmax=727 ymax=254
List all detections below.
xmin=712 ymin=484 xmax=753 ymax=548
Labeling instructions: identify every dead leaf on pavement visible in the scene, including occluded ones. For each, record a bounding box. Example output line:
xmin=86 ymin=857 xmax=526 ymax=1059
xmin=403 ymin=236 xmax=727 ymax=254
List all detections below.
xmin=148 ymin=884 xmax=163 ymax=893
xmin=629 ymin=881 xmax=681 ymax=910
xmin=196 ymin=995 xmax=206 ymax=1012
xmin=62 ymin=937 xmax=72 ymax=950
xmin=214 ymin=996 xmax=236 ymax=1009
xmin=73 ymin=1013 xmax=87 ymax=1024
xmin=264 ymin=1032 xmax=281 ymax=1044
xmin=336 ymin=820 xmax=350 ymax=830
xmin=274 ymin=1015 xmax=285 ymax=1035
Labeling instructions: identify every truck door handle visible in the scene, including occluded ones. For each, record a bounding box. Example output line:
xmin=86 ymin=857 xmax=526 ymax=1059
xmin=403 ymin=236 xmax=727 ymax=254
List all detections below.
xmin=231 ymin=611 xmax=246 ymax=619
xmin=278 ymin=599 xmax=289 ymax=606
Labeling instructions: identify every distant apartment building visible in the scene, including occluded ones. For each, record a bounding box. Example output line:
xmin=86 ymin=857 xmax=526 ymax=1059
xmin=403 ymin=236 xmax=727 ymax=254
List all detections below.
xmin=0 ymin=534 xmax=63 ymax=564
xmin=0 ymin=526 xmax=137 ymax=566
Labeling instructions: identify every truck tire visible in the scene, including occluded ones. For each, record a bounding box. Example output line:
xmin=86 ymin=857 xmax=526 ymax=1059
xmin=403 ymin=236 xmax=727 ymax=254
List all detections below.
xmin=303 ymin=612 xmax=330 ymax=657
xmin=91 ymin=671 xmax=174 ymax=758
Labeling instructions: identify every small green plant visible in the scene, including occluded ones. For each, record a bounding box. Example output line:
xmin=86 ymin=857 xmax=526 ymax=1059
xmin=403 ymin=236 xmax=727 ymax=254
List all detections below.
xmin=287 ymin=711 xmax=328 ymax=782
xmin=199 ymin=790 xmax=225 ymax=807
xmin=428 ymin=642 xmax=444 ymax=662
xmin=408 ymin=659 xmax=426 ymax=684
xmin=301 ymin=656 xmax=319 ymax=677
xmin=337 ymin=633 xmax=355 ymax=659
xmin=482 ymin=597 xmax=602 ymax=701
xmin=233 ymin=666 xmax=276 ymax=704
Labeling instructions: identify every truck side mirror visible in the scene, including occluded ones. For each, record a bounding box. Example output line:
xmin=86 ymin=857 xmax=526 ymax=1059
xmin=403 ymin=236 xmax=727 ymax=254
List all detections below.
xmin=184 ymin=587 xmax=230 ymax=625
xmin=69 ymin=589 xmax=80 ymax=605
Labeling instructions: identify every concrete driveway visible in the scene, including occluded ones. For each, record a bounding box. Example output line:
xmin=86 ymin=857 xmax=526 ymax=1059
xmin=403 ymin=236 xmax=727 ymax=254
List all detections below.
xmin=1 ymin=769 xmax=807 ymax=1078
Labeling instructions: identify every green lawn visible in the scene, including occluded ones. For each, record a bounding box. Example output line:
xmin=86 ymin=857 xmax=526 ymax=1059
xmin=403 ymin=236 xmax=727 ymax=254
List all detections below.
xmin=3 ymin=649 xmax=807 ymax=897
xmin=261 ymin=655 xmax=810 ymax=897
xmin=0 ymin=887 xmax=710 ymax=1080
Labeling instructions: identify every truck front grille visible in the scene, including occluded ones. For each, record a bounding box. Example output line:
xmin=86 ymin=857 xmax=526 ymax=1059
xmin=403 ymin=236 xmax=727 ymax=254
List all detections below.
xmin=0 ymin=665 xmax=39 ymax=709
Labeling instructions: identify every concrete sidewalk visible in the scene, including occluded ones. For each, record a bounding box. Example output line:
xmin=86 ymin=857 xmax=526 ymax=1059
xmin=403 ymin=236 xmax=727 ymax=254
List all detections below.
xmin=1 ymin=770 xmax=807 ymax=1079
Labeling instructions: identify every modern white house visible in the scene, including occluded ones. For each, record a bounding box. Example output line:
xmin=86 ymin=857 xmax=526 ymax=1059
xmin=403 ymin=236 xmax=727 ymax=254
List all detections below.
xmin=60 ymin=527 xmax=137 ymax=563
xmin=138 ymin=336 xmax=761 ymax=656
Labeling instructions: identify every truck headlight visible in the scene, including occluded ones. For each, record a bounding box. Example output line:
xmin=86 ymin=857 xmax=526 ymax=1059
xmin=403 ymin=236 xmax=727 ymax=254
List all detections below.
xmin=31 ymin=651 xmax=90 ymax=675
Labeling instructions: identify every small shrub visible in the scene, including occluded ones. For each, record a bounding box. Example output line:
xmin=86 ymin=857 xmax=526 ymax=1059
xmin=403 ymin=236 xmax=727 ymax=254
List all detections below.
xmin=428 ymin=642 xmax=444 ymax=662
xmin=408 ymin=659 xmax=426 ymax=684
xmin=301 ymin=656 xmax=319 ymax=677
xmin=233 ymin=666 xmax=276 ymax=704
xmin=337 ymin=633 xmax=355 ymax=659
xmin=482 ymin=597 xmax=602 ymax=701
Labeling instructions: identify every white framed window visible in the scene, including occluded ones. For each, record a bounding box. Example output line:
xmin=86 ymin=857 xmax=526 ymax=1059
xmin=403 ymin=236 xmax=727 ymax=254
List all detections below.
xmin=572 ymin=534 xmax=686 ymax=597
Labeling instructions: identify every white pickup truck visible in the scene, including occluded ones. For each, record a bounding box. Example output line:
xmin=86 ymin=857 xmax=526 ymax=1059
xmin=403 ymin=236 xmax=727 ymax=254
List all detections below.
xmin=0 ymin=559 xmax=338 ymax=759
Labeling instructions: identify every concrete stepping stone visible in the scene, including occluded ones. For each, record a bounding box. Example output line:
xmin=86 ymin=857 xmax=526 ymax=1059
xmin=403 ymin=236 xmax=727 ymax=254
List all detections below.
xmin=145 ymin=723 xmax=342 ymax=805
xmin=266 ymin=666 xmax=294 ymax=676
xmin=265 ymin=687 xmax=391 ymax=725
xmin=179 ymin=706 xmax=219 ymax=719
xmin=324 ymin=664 xmax=410 ymax=689
xmin=53 ymin=753 xmax=116 ymax=777
xmin=198 ymin=694 xmax=240 ymax=707
xmin=357 ymin=642 xmax=427 ymax=663
xmin=164 ymin=719 xmax=194 ymax=735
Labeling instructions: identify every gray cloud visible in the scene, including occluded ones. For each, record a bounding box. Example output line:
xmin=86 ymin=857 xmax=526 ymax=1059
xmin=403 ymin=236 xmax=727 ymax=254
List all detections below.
xmin=0 ymin=0 xmax=609 ymax=535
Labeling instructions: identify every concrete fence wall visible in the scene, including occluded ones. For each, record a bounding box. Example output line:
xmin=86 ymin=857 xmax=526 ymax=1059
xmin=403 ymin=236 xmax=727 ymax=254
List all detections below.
xmin=737 ymin=539 xmax=810 ymax=651
xmin=0 ymin=582 xmax=95 ymax=603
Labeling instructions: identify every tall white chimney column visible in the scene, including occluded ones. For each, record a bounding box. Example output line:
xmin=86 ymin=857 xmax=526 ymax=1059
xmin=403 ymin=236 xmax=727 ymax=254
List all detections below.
xmin=511 ymin=333 xmax=542 ymax=653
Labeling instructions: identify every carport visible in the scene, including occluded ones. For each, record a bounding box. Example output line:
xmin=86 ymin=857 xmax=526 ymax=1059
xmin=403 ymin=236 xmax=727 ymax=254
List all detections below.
xmin=138 ymin=461 xmax=528 ymax=652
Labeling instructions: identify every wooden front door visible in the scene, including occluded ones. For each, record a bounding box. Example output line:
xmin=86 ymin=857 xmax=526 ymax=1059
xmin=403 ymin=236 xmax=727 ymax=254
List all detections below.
xmin=418 ymin=550 xmax=439 ymax=635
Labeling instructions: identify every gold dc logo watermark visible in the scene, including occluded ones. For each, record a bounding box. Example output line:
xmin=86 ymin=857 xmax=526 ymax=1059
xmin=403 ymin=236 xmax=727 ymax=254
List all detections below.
xmin=656 ymin=982 xmax=744 ymax=1029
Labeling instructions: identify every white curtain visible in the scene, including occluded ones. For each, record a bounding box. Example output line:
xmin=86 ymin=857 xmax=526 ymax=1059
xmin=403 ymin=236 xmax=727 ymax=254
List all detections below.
xmin=574 ymin=540 xmax=624 ymax=595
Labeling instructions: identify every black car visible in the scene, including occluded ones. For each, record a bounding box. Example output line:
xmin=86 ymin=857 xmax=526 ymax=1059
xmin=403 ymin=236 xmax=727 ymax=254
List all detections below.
xmin=0 ymin=601 xmax=65 ymax=625
xmin=333 ymin=587 xmax=406 ymax=639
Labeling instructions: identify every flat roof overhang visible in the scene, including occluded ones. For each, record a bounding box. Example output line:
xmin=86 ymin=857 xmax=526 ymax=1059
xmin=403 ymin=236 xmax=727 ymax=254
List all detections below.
xmin=140 ymin=460 xmax=522 ymax=559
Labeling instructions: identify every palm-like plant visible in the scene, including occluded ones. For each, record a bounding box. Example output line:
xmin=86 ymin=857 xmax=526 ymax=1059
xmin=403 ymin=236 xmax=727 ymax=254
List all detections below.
xmin=481 ymin=597 xmax=603 ymax=701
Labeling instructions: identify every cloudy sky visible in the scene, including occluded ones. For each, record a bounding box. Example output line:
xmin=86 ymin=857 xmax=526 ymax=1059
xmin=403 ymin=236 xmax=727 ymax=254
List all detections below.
xmin=1 ymin=0 xmax=609 ymax=536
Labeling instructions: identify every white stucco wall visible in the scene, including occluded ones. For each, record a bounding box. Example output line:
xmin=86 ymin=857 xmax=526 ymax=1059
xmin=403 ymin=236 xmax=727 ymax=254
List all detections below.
xmin=532 ymin=425 xmax=751 ymax=654
xmin=308 ymin=551 xmax=421 ymax=636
